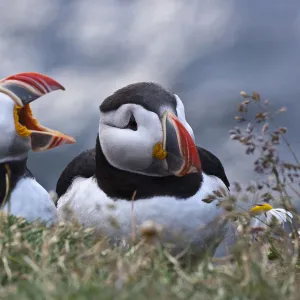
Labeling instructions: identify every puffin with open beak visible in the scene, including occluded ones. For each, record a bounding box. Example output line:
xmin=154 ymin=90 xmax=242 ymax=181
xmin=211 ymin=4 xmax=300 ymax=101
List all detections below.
xmin=0 ymin=72 xmax=75 ymax=225
xmin=56 ymin=82 xmax=230 ymax=255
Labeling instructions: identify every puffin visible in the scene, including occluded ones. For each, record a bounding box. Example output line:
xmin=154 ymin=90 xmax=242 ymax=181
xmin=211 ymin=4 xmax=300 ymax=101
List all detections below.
xmin=0 ymin=72 xmax=75 ymax=225
xmin=56 ymin=82 xmax=230 ymax=255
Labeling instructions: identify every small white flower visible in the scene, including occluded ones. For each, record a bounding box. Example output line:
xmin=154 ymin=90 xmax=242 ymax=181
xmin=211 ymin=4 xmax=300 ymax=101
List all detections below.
xmin=249 ymin=203 xmax=293 ymax=230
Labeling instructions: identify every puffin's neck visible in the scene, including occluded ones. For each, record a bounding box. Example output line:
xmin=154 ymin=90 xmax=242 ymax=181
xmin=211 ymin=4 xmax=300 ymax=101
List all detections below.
xmin=95 ymin=135 xmax=202 ymax=200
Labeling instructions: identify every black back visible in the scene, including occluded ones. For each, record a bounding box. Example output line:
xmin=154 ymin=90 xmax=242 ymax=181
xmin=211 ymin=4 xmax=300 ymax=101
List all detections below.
xmin=197 ymin=148 xmax=230 ymax=190
xmin=56 ymin=136 xmax=230 ymax=201
xmin=56 ymin=149 xmax=96 ymax=199
xmin=0 ymin=159 xmax=33 ymax=206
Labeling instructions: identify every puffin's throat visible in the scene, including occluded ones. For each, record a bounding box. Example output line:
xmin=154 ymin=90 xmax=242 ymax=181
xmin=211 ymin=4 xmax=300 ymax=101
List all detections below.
xmin=14 ymin=105 xmax=40 ymax=137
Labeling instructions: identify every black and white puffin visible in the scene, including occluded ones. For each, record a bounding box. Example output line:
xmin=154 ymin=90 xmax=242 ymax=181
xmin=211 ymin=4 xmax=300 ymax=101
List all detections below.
xmin=56 ymin=82 xmax=230 ymax=253
xmin=0 ymin=72 xmax=75 ymax=224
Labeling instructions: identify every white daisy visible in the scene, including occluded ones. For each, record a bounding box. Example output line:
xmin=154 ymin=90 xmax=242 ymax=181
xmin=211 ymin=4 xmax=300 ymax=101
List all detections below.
xmin=249 ymin=203 xmax=293 ymax=230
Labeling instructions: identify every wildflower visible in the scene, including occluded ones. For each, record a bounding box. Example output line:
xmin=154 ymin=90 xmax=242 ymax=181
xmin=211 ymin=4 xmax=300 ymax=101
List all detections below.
xmin=249 ymin=203 xmax=293 ymax=229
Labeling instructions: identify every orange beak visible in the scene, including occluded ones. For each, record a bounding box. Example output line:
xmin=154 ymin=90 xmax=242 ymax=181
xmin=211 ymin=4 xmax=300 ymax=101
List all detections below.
xmin=161 ymin=111 xmax=201 ymax=176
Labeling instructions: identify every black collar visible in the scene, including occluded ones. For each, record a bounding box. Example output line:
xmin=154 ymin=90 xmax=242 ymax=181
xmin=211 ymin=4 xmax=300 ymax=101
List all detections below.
xmin=95 ymin=135 xmax=203 ymax=200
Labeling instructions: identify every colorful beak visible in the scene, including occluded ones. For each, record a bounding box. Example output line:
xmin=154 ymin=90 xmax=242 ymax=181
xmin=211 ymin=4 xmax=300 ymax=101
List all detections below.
xmin=0 ymin=72 xmax=75 ymax=151
xmin=161 ymin=111 xmax=201 ymax=176
xmin=0 ymin=72 xmax=65 ymax=107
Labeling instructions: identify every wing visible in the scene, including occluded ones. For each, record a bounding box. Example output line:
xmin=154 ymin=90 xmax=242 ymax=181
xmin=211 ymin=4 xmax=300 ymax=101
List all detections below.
xmin=197 ymin=147 xmax=230 ymax=190
xmin=56 ymin=148 xmax=96 ymax=200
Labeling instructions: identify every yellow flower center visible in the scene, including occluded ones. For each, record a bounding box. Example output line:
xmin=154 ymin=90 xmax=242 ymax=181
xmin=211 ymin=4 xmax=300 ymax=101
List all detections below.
xmin=152 ymin=142 xmax=167 ymax=160
xmin=249 ymin=203 xmax=273 ymax=216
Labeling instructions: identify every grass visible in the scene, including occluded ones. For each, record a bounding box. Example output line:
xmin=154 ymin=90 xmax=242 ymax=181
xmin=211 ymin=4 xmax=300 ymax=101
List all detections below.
xmin=0 ymin=216 xmax=300 ymax=300
xmin=1 ymin=90 xmax=300 ymax=299
xmin=0 ymin=214 xmax=299 ymax=300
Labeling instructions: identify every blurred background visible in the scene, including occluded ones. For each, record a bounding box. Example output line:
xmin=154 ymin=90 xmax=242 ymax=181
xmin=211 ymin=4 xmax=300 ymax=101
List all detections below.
xmin=1 ymin=0 xmax=300 ymax=204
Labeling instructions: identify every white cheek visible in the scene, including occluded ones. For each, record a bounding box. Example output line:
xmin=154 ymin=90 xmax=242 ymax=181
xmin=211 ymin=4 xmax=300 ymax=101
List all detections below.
xmin=99 ymin=107 xmax=163 ymax=173
xmin=174 ymin=94 xmax=195 ymax=141
xmin=0 ymin=93 xmax=30 ymax=163
xmin=0 ymin=94 xmax=16 ymax=161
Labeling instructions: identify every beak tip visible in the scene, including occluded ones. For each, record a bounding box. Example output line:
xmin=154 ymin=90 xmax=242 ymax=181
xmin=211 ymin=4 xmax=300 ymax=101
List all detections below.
xmin=63 ymin=136 xmax=76 ymax=145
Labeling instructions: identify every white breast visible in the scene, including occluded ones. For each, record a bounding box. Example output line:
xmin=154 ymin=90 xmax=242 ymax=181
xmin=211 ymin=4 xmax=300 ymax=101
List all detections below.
xmin=57 ymin=173 xmax=229 ymax=252
xmin=2 ymin=177 xmax=58 ymax=225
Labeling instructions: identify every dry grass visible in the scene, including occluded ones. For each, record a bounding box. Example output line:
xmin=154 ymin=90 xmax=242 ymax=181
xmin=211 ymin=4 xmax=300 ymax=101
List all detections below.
xmin=0 ymin=214 xmax=299 ymax=300
xmin=1 ymin=90 xmax=300 ymax=299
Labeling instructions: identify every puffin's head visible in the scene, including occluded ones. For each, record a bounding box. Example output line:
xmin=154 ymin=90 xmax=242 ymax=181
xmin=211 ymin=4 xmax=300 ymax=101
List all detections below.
xmin=98 ymin=82 xmax=201 ymax=177
xmin=0 ymin=72 xmax=75 ymax=163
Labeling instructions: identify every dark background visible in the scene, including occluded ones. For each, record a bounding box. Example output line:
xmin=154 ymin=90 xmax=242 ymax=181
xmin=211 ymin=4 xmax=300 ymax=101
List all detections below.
xmin=1 ymin=1 xmax=300 ymax=209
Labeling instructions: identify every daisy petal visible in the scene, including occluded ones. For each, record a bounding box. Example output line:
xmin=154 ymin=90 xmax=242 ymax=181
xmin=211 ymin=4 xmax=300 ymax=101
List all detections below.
xmin=274 ymin=208 xmax=293 ymax=223
xmin=286 ymin=211 xmax=293 ymax=220
xmin=265 ymin=211 xmax=277 ymax=224
xmin=268 ymin=210 xmax=286 ymax=223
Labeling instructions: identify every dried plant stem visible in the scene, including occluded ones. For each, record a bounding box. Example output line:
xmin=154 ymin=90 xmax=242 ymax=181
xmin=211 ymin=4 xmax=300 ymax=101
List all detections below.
xmin=281 ymin=134 xmax=300 ymax=165
xmin=258 ymin=101 xmax=300 ymax=166
xmin=2 ymin=256 xmax=12 ymax=280
xmin=131 ymin=190 xmax=137 ymax=243
xmin=2 ymin=164 xmax=12 ymax=209
xmin=287 ymin=183 xmax=300 ymax=198
xmin=163 ymin=250 xmax=198 ymax=285
xmin=240 ymin=252 xmax=250 ymax=287
xmin=3 ymin=164 xmax=13 ymax=249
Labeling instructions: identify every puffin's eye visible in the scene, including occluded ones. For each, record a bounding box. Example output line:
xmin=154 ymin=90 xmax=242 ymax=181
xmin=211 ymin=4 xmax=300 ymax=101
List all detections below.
xmin=125 ymin=114 xmax=138 ymax=131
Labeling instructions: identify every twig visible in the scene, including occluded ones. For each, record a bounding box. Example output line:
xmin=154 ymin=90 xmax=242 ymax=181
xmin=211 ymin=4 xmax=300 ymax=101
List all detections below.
xmin=131 ymin=190 xmax=137 ymax=243
xmin=240 ymin=252 xmax=250 ymax=287
xmin=163 ymin=250 xmax=197 ymax=285
xmin=2 ymin=164 xmax=12 ymax=209
xmin=212 ymin=254 xmax=234 ymax=264
xmin=257 ymin=100 xmax=300 ymax=166
xmin=2 ymin=256 xmax=12 ymax=280
xmin=287 ymin=183 xmax=300 ymax=198
xmin=280 ymin=134 xmax=300 ymax=166
xmin=3 ymin=164 xmax=13 ymax=249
